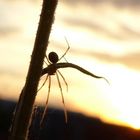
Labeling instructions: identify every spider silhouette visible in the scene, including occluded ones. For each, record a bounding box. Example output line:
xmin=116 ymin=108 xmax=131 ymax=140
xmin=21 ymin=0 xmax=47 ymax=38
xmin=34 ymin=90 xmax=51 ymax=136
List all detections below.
xmin=39 ymin=39 xmax=70 ymax=126
xmin=39 ymin=40 xmax=109 ymax=126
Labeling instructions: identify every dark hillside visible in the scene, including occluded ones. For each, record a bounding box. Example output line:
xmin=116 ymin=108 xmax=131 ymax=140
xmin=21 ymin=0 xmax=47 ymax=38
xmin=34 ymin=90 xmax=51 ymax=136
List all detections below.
xmin=0 ymin=99 xmax=140 ymax=140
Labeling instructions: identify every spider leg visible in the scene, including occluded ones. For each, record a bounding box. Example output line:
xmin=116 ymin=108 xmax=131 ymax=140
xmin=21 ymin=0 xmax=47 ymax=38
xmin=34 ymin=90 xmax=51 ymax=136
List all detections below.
xmin=38 ymin=55 xmax=51 ymax=92
xmin=59 ymin=37 xmax=70 ymax=61
xmin=44 ymin=60 xmax=48 ymax=66
xmin=37 ymin=74 xmax=49 ymax=92
xmin=56 ymin=72 xmax=68 ymax=123
xmin=64 ymin=57 xmax=68 ymax=63
xmin=57 ymin=70 xmax=68 ymax=92
xmin=40 ymin=75 xmax=51 ymax=127
xmin=45 ymin=55 xmax=50 ymax=64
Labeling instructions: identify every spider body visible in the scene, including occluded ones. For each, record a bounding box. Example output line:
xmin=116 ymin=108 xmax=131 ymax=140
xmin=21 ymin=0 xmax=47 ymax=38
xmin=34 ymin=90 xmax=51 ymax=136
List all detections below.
xmin=47 ymin=64 xmax=57 ymax=75
xmin=47 ymin=52 xmax=59 ymax=75
xmin=48 ymin=51 xmax=59 ymax=64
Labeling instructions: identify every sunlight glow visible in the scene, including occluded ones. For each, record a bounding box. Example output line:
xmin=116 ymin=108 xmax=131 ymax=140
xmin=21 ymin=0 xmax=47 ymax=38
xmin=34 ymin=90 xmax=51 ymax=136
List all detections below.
xmin=1 ymin=0 xmax=140 ymax=130
xmin=105 ymin=65 xmax=140 ymax=129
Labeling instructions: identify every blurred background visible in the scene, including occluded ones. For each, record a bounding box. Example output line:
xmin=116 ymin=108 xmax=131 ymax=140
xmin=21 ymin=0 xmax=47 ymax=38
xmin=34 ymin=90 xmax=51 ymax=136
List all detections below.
xmin=0 ymin=0 xmax=140 ymax=131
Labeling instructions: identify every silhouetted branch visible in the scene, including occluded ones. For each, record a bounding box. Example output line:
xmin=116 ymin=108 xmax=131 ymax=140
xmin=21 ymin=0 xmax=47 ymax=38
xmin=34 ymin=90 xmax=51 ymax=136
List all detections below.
xmin=42 ymin=62 xmax=109 ymax=84
xmin=9 ymin=1 xmax=58 ymax=140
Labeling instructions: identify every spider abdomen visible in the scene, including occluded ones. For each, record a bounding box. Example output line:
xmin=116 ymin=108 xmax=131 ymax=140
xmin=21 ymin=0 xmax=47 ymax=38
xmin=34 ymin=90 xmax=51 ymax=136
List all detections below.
xmin=48 ymin=52 xmax=59 ymax=63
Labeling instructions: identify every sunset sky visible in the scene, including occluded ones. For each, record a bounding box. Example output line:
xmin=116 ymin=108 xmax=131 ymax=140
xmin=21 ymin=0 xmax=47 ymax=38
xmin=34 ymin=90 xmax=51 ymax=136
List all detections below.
xmin=0 ymin=0 xmax=140 ymax=129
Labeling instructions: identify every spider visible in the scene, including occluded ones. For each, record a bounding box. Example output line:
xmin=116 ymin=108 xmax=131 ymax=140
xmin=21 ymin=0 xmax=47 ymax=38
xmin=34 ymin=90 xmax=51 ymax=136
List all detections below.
xmin=39 ymin=39 xmax=109 ymax=126
xmin=39 ymin=38 xmax=70 ymax=126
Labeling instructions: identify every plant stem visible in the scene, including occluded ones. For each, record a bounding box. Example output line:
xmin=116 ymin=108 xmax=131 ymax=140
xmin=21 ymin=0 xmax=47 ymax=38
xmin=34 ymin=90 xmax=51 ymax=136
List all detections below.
xmin=9 ymin=0 xmax=58 ymax=140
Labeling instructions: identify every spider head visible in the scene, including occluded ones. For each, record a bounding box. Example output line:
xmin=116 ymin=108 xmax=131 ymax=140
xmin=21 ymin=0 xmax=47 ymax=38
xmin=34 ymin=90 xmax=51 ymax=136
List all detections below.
xmin=48 ymin=52 xmax=59 ymax=64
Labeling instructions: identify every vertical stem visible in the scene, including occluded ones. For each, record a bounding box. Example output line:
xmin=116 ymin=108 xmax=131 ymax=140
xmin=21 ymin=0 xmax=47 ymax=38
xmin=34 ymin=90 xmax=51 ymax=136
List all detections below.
xmin=9 ymin=0 xmax=58 ymax=140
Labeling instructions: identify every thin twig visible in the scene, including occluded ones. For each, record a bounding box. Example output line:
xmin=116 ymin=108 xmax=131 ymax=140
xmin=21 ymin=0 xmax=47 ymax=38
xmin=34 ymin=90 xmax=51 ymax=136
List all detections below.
xmin=42 ymin=62 xmax=109 ymax=84
xmin=9 ymin=1 xmax=58 ymax=140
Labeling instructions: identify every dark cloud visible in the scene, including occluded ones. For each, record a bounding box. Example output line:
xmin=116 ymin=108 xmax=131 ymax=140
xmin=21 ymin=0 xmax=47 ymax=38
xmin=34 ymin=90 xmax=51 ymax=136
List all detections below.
xmin=64 ymin=0 xmax=140 ymax=8
xmin=112 ymin=0 xmax=140 ymax=8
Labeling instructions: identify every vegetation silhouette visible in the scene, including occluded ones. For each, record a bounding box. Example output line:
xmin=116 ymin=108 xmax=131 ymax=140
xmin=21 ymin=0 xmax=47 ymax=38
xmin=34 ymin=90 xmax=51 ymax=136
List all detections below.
xmin=0 ymin=99 xmax=140 ymax=140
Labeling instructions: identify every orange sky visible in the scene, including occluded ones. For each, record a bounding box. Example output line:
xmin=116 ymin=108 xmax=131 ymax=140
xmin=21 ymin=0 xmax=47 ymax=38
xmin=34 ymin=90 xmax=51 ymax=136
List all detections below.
xmin=0 ymin=0 xmax=140 ymax=129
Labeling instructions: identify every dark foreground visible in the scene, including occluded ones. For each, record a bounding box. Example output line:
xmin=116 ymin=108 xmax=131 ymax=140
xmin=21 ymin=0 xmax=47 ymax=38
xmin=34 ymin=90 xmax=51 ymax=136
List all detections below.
xmin=0 ymin=99 xmax=140 ymax=140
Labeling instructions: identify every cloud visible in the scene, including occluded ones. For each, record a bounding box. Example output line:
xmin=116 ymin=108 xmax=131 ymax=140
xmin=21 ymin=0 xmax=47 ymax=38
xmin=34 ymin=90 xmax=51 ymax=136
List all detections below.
xmin=64 ymin=0 xmax=140 ymax=8
xmin=120 ymin=25 xmax=140 ymax=39
xmin=62 ymin=16 xmax=140 ymax=41
xmin=61 ymin=0 xmax=140 ymax=41
xmin=88 ymin=51 xmax=140 ymax=71
xmin=62 ymin=17 xmax=127 ymax=40
xmin=112 ymin=0 xmax=140 ymax=8
xmin=0 ymin=26 xmax=19 ymax=36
